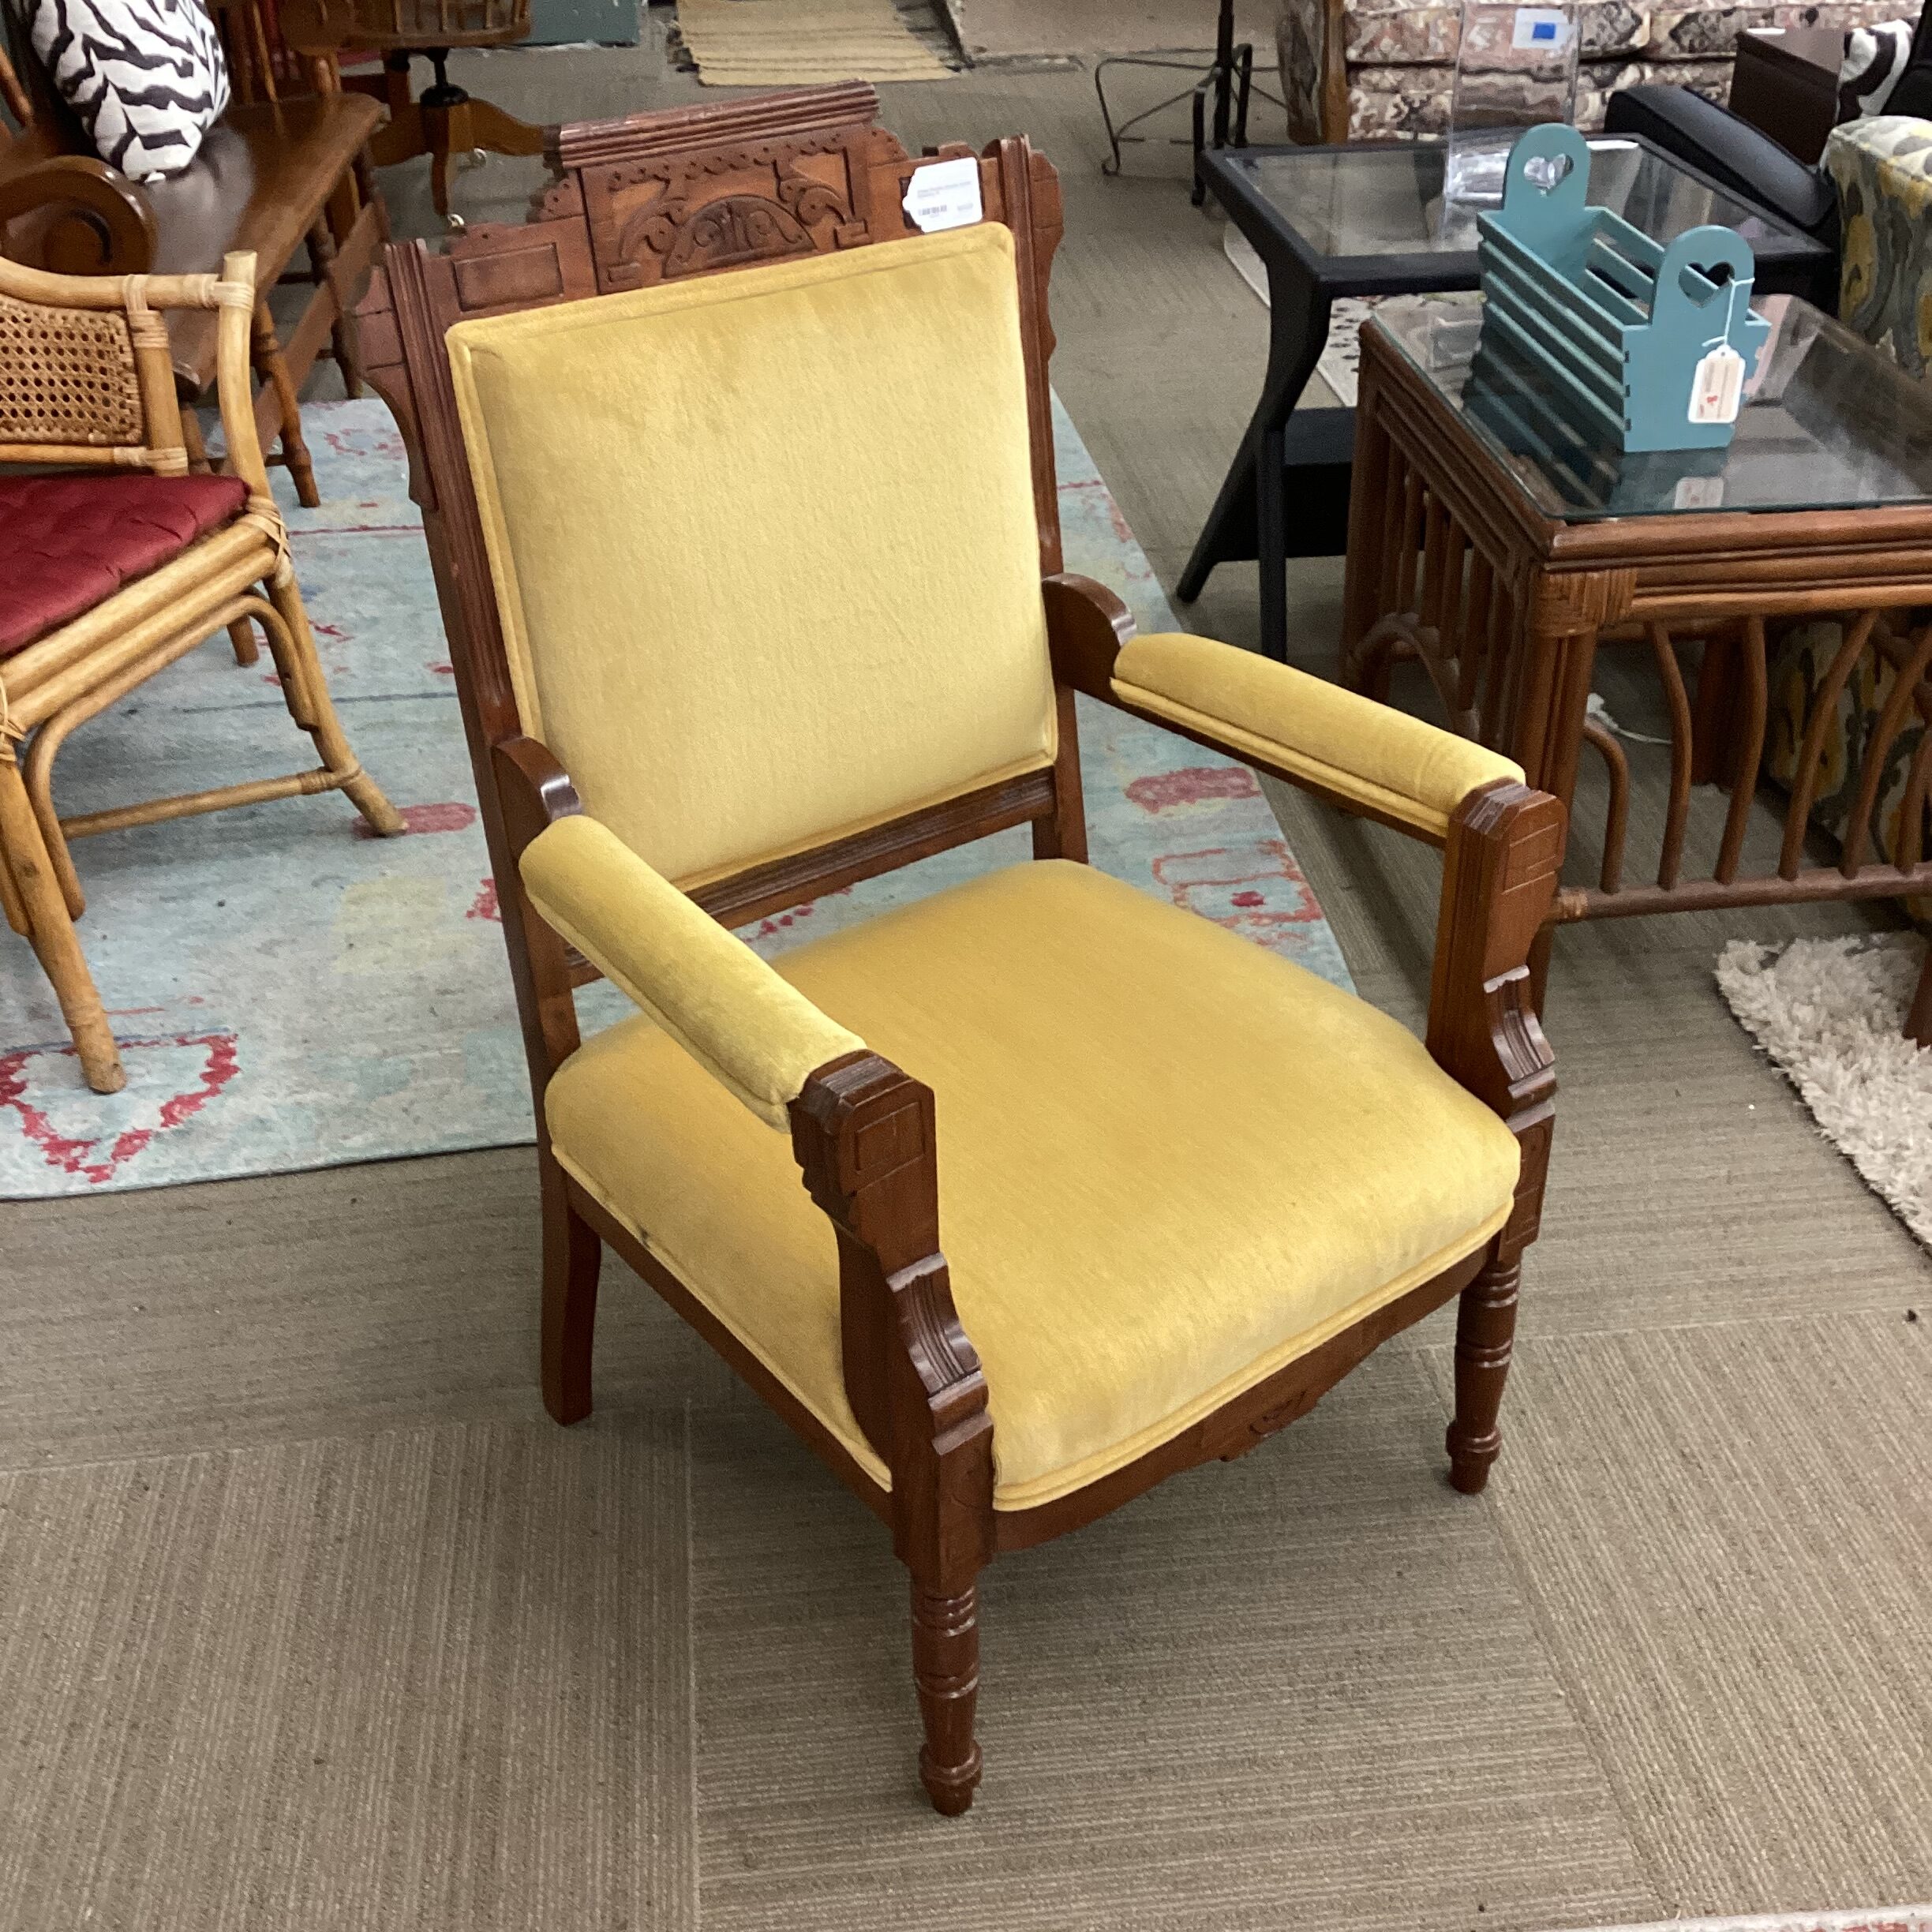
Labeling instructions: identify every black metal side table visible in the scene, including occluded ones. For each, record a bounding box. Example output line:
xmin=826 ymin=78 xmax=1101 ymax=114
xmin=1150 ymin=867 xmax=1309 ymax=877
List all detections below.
xmin=1095 ymin=0 xmax=1283 ymax=205
xmin=1178 ymin=136 xmax=1836 ymax=661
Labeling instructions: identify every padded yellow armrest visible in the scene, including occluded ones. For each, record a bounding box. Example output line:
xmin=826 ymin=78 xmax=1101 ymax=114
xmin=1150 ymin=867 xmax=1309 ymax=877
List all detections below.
xmin=1112 ymin=633 xmax=1523 ymax=838
xmin=520 ymin=814 xmax=865 ymax=1129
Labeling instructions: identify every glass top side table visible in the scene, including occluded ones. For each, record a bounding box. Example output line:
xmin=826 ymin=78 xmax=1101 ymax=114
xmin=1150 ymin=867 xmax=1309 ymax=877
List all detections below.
xmin=1373 ymin=293 xmax=1932 ymax=522
xmin=1339 ymin=291 xmax=1932 ymax=1029
xmin=1178 ymin=136 xmax=1837 ymax=662
xmin=1225 ymin=138 xmax=1827 ymax=268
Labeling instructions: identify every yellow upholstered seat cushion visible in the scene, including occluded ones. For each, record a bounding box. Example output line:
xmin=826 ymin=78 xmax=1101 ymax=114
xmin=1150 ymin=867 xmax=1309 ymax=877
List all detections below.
xmin=545 ymin=862 xmax=1522 ymax=1511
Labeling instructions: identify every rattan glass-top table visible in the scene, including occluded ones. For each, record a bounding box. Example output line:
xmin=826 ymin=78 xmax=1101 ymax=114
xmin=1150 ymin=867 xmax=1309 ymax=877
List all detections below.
xmin=1342 ymin=292 xmax=1932 ymax=1032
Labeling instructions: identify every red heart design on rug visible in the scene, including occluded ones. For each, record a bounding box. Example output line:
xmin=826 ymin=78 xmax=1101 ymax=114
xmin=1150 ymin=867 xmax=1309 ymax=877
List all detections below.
xmin=1152 ymin=841 xmax=1324 ymax=939
xmin=0 ymin=1032 xmax=240 ymax=1185
xmin=1125 ymin=765 xmax=1262 ymax=811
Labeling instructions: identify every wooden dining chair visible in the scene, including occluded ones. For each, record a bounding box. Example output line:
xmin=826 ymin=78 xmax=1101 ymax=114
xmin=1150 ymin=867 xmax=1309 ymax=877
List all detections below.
xmin=278 ymin=0 xmax=543 ymax=231
xmin=0 ymin=249 xmax=402 ymax=1092
xmin=380 ymin=163 xmax=1563 ymax=1814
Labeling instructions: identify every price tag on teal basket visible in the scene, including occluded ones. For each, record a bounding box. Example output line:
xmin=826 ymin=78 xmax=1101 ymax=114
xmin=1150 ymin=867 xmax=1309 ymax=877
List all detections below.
xmin=1688 ymin=343 xmax=1746 ymax=425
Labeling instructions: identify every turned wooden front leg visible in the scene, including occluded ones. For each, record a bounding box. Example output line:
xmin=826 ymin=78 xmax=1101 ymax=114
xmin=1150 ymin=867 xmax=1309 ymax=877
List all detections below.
xmin=1445 ymin=1256 xmax=1519 ymax=1495
xmin=793 ymin=1053 xmax=993 ymax=1816
xmin=252 ymin=300 xmax=319 ymax=508
xmin=911 ymin=1581 xmax=982 ymax=1816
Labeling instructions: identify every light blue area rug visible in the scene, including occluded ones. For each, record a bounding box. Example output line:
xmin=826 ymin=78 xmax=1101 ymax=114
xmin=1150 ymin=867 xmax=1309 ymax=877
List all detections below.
xmin=0 ymin=399 xmax=1350 ymax=1197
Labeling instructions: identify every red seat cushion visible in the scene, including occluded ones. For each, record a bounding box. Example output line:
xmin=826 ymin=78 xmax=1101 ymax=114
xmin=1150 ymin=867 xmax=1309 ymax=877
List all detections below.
xmin=0 ymin=473 xmax=253 ymax=660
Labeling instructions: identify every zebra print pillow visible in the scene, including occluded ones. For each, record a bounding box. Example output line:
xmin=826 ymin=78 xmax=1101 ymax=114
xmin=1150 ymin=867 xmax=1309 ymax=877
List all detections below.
xmin=1839 ymin=18 xmax=1915 ymax=120
xmin=28 ymin=0 xmax=230 ymax=181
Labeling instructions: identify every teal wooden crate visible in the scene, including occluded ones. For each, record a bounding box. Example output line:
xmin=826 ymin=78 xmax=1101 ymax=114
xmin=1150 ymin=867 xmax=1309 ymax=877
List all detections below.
xmin=1475 ymin=122 xmax=1771 ymax=453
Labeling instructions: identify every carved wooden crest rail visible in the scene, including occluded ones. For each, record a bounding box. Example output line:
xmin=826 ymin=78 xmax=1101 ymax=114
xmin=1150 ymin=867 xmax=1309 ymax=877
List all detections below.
xmin=357 ymin=82 xmax=1065 ymax=567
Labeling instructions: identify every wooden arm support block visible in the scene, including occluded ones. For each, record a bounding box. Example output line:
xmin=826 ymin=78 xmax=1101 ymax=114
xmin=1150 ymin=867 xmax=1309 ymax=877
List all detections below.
xmin=1429 ymin=781 xmax=1563 ymax=1252
xmin=792 ymin=1053 xmax=993 ymax=1575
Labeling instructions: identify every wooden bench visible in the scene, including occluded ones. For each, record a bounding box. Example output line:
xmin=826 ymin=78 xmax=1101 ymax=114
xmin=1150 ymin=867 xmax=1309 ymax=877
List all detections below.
xmin=0 ymin=9 xmax=387 ymax=507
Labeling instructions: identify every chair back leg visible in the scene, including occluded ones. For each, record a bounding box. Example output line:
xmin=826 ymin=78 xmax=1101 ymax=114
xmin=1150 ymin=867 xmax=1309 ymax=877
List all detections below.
xmin=228 ymin=614 xmax=263 ymax=665
xmin=307 ymin=214 xmax=365 ymax=399
xmin=540 ymin=1147 xmax=602 ymax=1425
xmin=252 ymin=301 xmax=320 ymax=509
xmin=259 ymin=575 xmax=406 ymax=837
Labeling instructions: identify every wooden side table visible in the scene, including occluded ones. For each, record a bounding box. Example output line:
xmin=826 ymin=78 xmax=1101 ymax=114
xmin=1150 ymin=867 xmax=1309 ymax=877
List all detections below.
xmin=1341 ymin=294 xmax=1932 ymax=1035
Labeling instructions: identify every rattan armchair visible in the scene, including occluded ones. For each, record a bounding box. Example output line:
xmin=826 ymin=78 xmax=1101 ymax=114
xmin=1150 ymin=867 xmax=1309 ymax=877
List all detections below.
xmin=0 ymin=249 xmax=401 ymax=1093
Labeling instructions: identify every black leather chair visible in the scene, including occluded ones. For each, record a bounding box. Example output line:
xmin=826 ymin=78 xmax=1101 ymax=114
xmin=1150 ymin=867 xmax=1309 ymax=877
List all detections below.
xmin=1604 ymin=9 xmax=1932 ymax=308
xmin=1605 ymin=83 xmax=1840 ymax=247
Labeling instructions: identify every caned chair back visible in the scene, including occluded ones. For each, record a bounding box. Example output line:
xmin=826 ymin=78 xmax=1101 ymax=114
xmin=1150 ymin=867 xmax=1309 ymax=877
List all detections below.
xmin=442 ymin=223 xmax=1058 ymax=888
xmin=0 ymin=253 xmax=202 ymax=470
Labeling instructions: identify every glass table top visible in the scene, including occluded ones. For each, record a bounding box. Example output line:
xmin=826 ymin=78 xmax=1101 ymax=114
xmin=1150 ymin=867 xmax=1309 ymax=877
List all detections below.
xmin=1220 ymin=137 xmax=1822 ymax=266
xmin=1373 ymin=294 xmax=1932 ymax=521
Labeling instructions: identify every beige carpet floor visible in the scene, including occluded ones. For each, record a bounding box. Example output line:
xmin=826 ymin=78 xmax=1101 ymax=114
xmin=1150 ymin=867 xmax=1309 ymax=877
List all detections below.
xmin=0 ymin=1413 xmax=693 ymax=1930
xmin=4 ymin=43 xmax=1930 ymax=1932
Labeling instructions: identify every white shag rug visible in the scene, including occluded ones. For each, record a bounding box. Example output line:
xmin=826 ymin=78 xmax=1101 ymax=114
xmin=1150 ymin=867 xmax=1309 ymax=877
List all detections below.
xmin=1717 ymin=934 xmax=1932 ymax=1247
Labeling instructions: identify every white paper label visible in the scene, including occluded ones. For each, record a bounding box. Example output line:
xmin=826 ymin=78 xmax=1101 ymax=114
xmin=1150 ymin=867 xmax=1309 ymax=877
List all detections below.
xmin=1511 ymin=7 xmax=1574 ymax=50
xmin=1688 ymin=343 xmax=1746 ymax=425
xmin=902 ymin=156 xmax=983 ymax=234
xmin=1673 ymin=474 xmax=1725 ymax=510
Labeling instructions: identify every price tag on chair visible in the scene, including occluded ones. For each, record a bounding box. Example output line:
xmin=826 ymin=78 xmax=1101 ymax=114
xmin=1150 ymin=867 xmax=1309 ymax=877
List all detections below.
xmin=904 ymin=155 xmax=984 ymax=233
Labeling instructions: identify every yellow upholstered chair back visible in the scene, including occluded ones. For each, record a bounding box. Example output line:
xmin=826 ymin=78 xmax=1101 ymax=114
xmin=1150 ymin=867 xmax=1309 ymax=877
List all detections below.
xmin=443 ymin=223 xmax=1058 ymax=889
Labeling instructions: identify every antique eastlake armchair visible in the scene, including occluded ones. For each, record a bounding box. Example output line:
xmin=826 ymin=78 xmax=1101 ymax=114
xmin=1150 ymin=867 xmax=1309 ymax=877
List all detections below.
xmin=0 ymin=250 xmax=400 ymax=1094
xmin=386 ymin=199 xmax=1565 ymax=1810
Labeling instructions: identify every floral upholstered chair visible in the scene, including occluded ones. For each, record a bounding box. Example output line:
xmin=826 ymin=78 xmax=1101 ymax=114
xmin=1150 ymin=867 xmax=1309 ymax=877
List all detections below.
xmin=1762 ymin=114 xmax=1932 ymax=897
xmin=1832 ymin=114 xmax=1932 ymax=378
xmin=1275 ymin=0 xmax=1908 ymax=143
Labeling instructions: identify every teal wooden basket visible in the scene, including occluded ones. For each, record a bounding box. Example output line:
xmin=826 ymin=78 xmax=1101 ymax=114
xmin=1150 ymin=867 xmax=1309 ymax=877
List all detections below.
xmin=1475 ymin=123 xmax=1771 ymax=453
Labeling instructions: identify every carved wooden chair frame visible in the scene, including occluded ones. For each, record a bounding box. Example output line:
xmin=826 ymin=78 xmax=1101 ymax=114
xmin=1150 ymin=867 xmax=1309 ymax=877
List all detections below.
xmin=361 ymin=84 xmax=1563 ymax=1814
